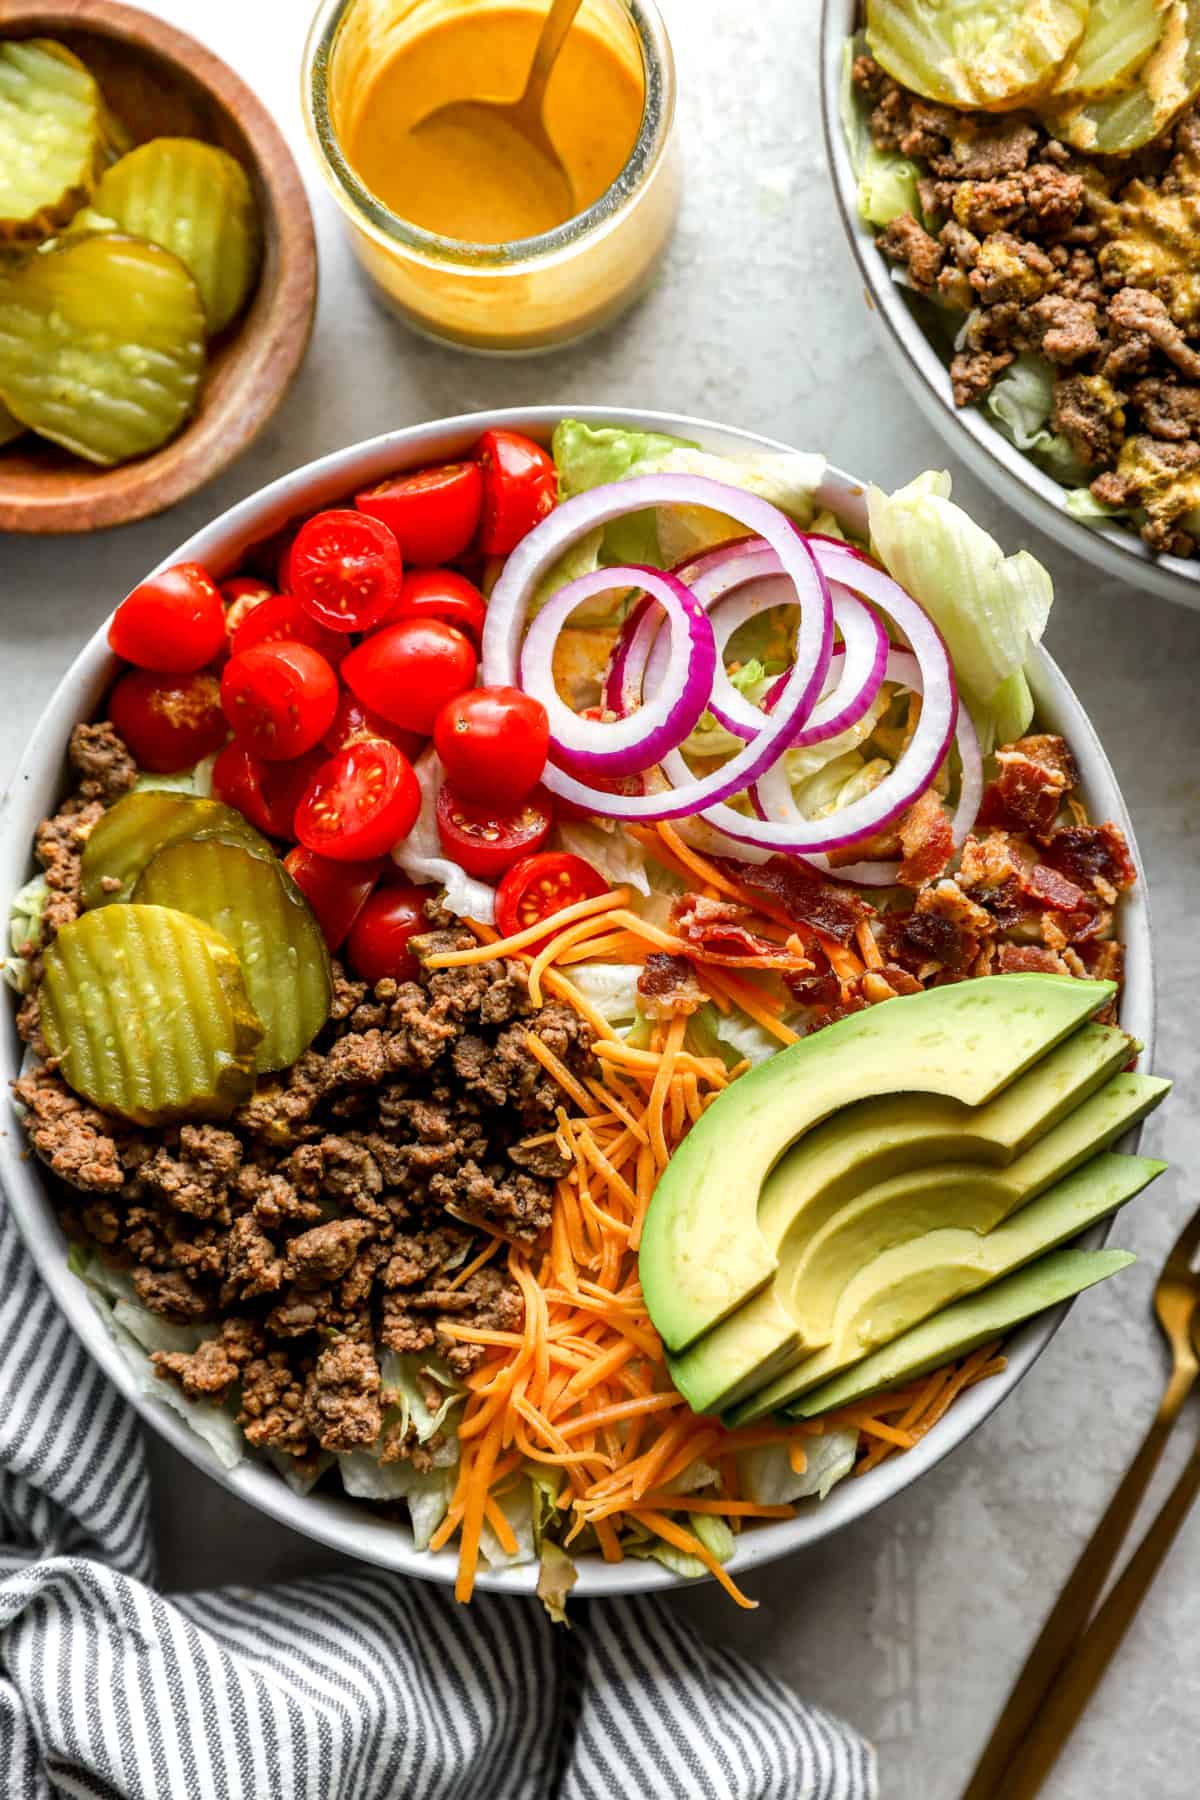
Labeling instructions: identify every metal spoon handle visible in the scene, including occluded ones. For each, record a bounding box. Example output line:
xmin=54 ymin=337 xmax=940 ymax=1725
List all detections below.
xmin=520 ymin=0 xmax=585 ymax=116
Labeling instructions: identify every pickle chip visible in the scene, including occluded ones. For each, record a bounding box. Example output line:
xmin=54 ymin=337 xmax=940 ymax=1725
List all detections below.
xmin=867 ymin=0 xmax=1089 ymax=108
xmin=1050 ymin=0 xmax=1166 ymax=98
xmin=1041 ymin=0 xmax=1200 ymax=150
xmin=95 ymin=138 xmax=262 ymax=335
xmin=81 ymin=791 xmax=272 ymax=911
xmin=40 ymin=904 xmax=263 ymax=1125
xmin=0 ymin=38 xmax=106 ymax=242
xmin=0 ymin=396 xmax=24 ymax=447
xmin=0 ymin=231 xmax=206 ymax=465
xmin=133 ymin=838 xmax=332 ymax=1073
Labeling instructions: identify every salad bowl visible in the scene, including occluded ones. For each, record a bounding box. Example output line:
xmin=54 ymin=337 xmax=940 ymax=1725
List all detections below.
xmin=0 ymin=406 xmax=1155 ymax=1597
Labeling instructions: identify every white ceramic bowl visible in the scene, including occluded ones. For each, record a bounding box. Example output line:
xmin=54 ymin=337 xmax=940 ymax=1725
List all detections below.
xmin=819 ymin=0 xmax=1200 ymax=615
xmin=0 ymin=406 xmax=1155 ymax=1597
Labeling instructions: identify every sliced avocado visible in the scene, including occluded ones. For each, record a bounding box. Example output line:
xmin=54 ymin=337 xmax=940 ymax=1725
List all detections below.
xmin=641 ymin=975 xmax=1115 ymax=1353
xmin=790 ymin=1248 xmax=1137 ymax=1418
xmin=667 ymin=1070 xmax=1165 ymax=1416
xmin=726 ymin=1150 xmax=1166 ymax=1424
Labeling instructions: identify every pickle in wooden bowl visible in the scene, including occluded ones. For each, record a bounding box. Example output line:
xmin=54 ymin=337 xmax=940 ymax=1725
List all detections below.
xmin=80 ymin=790 xmax=274 ymax=910
xmin=1041 ymin=0 xmax=1200 ymax=151
xmin=866 ymin=0 xmax=1089 ymax=108
xmin=0 ymin=37 xmax=107 ymax=243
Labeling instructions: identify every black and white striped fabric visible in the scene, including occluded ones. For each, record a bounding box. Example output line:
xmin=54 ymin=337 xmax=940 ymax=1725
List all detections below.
xmin=0 ymin=1204 xmax=877 ymax=1799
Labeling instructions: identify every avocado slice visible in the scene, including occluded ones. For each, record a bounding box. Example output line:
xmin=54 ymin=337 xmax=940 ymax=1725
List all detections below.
xmin=726 ymin=1150 xmax=1166 ymax=1425
xmin=790 ymin=1248 xmax=1137 ymax=1418
xmin=641 ymin=975 xmax=1116 ymax=1353
xmin=666 ymin=1071 xmax=1166 ymax=1415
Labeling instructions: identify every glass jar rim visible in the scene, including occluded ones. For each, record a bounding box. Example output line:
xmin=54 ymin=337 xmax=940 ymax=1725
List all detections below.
xmin=302 ymin=0 xmax=676 ymax=269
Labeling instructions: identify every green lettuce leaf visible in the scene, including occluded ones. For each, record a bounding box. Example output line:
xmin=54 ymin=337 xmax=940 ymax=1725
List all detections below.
xmin=479 ymin=1480 xmax=536 ymax=1570
xmin=1065 ymin=486 xmax=1139 ymax=527
xmin=537 ymin=1541 xmax=577 ymax=1625
xmin=737 ymin=1430 xmax=859 ymax=1505
xmin=379 ymin=1349 xmax=466 ymax=1446
xmin=134 ymin=751 xmax=218 ymax=798
xmin=3 ymin=872 xmax=50 ymax=993
xmin=556 ymin=816 xmax=651 ymax=895
xmin=841 ymin=40 xmax=923 ymax=228
xmin=986 ymin=355 xmax=1087 ymax=485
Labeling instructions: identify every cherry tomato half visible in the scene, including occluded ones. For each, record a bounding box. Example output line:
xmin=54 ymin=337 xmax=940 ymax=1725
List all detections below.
xmin=355 ymin=462 xmax=483 ymax=566
xmin=283 ymin=846 xmax=383 ymax=949
xmin=290 ymin=509 xmax=404 ymax=634
xmin=108 ymin=669 xmax=227 ymax=773
xmin=212 ymin=742 xmax=327 ymax=838
xmin=220 ymin=576 xmax=276 ymax=642
xmin=108 ymin=563 xmax=226 ymax=673
xmin=393 ymin=567 xmax=487 ymax=643
xmin=342 ymin=618 xmax=476 ymax=734
xmin=221 ymin=641 xmax=338 ymax=761
xmin=433 ymin=686 xmax=548 ymax=806
xmin=435 ymin=781 xmax=552 ymax=881
xmin=345 ymin=883 xmax=435 ymax=985
xmin=476 ymin=428 xmax=557 ymax=556
xmin=295 ymin=740 xmax=421 ymax=862
xmin=230 ymin=592 xmax=348 ymax=667
xmin=322 ymin=689 xmax=424 ymax=760
xmin=495 ymin=852 xmax=608 ymax=939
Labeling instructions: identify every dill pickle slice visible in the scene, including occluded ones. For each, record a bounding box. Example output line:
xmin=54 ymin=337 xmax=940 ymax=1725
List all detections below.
xmin=1050 ymin=0 xmax=1165 ymax=98
xmin=0 ymin=232 xmax=206 ymax=465
xmin=0 ymin=396 xmax=24 ymax=447
xmin=95 ymin=138 xmax=262 ymax=335
xmin=0 ymin=38 xmax=106 ymax=243
xmin=867 ymin=0 xmax=1088 ymax=108
xmin=1041 ymin=0 xmax=1200 ymax=150
xmin=80 ymin=792 xmax=272 ymax=911
xmin=133 ymin=838 xmax=332 ymax=1073
xmin=40 ymin=903 xmax=263 ymax=1125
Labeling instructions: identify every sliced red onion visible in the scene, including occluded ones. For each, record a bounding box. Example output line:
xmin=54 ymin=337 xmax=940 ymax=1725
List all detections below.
xmin=519 ymin=566 xmax=715 ymax=777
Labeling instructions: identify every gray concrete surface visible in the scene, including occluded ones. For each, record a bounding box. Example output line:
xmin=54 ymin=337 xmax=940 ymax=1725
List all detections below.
xmin=3 ymin=3 xmax=1197 ymax=1794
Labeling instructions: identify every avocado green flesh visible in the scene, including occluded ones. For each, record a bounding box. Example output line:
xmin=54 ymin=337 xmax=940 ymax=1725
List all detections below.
xmin=726 ymin=1150 xmax=1167 ymax=1424
xmin=640 ymin=976 xmax=1116 ymax=1353
xmin=669 ymin=1070 xmax=1164 ymax=1416
xmin=790 ymin=1248 xmax=1138 ymax=1418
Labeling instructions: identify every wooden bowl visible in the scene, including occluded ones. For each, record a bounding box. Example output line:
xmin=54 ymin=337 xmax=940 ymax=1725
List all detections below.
xmin=0 ymin=0 xmax=318 ymax=535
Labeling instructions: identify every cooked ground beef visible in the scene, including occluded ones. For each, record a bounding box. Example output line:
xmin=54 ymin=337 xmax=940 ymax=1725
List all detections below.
xmin=855 ymin=59 xmax=1200 ymax=555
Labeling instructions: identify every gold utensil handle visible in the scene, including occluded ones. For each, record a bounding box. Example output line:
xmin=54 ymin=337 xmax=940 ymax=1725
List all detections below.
xmin=998 ymin=1440 xmax=1200 ymax=1798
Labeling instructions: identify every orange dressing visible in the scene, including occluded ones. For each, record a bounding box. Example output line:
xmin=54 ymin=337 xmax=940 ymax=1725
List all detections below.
xmin=342 ymin=5 xmax=646 ymax=243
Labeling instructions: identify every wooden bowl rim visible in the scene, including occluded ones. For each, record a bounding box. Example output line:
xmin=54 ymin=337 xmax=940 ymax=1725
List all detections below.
xmin=0 ymin=0 xmax=318 ymax=536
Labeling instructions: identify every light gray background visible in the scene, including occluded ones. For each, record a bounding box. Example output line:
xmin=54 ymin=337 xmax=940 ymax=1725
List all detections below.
xmin=2 ymin=3 xmax=1197 ymax=1794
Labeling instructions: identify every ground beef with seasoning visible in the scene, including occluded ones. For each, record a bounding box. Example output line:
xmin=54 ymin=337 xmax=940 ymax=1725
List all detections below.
xmin=854 ymin=58 xmax=1200 ymax=556
xmin=12 ymin=728 xmax=595 ymax=1475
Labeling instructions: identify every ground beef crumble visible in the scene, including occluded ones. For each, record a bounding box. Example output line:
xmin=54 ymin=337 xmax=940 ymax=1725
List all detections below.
xmin=855 ymin=59 xmax=1200 ymax=555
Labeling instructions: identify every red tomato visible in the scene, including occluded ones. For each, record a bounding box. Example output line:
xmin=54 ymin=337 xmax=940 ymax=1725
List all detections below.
xmin=355 ymin=462 xmax=483 ymax=566
xmin=108 ymin=563 xmax=226 ymax=673
xmin=220 ymin=576 xmax=276 ymax=641
xmin=108 ymin=669 xmax=227 ymax=773
xmin=212 ymin=742 xmax=327 ymax=837
xmin=221 ymin=641 xmax=338 ymax=761
xmin=342 ymin=618 xmax=476 ymax=733
xmin=433 ymin=686 xmax=548 ymax=805
xmin=322 ymin=689 xmax=424 ymax=760
xmin=393 ymin=568 xmax=487 ymax=643
xmin=435 ymin=781 xmax=552 ymax=881
xmin=283 ymin=846 xmax=382 ymax=949
xmin=345 ymin=883 xmax=435 ymax=985
xmin=476 ymin=428 xmax=557 ymax=555
xmin=230 ymin=592 xmax=349 ymax=668
xmin=290 ymin=509 xmax=404 ymax=634
xmin=295 ymin=740 xmax=421 ymax=861
xmin=495 ymin=852 xmax=608 ymax=938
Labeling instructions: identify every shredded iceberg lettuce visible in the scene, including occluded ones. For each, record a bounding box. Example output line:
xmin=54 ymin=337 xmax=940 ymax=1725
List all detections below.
xmin=536 ymin=1541 xmax=577 ymax=1623
xmin=556 ymin=816 xmax=651 ymax=895
xmin=392 ymin=746 xmax=497 ymax=922
xmin=986 ymin=355 xmax=1087 ymax=485
xmin=626 ymin=1509 xmax=737 ymax=1578
xmin=840 ymin=38 xmax=923 ymax=228
xmin=379 ymin=1349 xmax=466 ymax=1445
xmin=564 ymin=961 xmax=642 ymax=1027
xmin=4 ymin=872 xmax=50 ymax=994
xmin=134 ymin=751 xmax=218 ymax=798
xmin=737 ymin=1430 xmax=859 ymax=1505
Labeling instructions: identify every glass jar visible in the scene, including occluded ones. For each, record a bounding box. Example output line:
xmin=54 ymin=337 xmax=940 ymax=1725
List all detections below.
xmin=302 ymin=0 xmax=679 ymax=354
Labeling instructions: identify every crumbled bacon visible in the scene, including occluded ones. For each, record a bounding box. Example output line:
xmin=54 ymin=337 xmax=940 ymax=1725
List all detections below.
xmin=995 ymin=943 xmax=1070 ymax=975
xmin=1042 ymin=824 xmax=1136 ymax=903
xmin=1074 ymin=938 xmax=1124 ymax=984
xmin=669 ymin=894 xmax=809 ymax=968
xmin=783 ymin=963 xmax=844 ymax=1012
xmin=956 ymin=831 xmax=1034 ymax=926
xmin=897 ymin=790 xmax=955 ymax=888
xmin=877 ymin=908 xmax=975 ymax=975
xmin=637 ymin=953 xmax=705 ymax=1019
xmin=713 ymin=855 xmax=874 ymax=944
xmin=1026 ymin=862 xmax=1090 ymax=912
xmin=977 ymin=735 xmax=1078 ymax=837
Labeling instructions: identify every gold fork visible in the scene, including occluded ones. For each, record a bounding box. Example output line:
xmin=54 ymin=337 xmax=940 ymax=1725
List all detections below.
xmin=963 ymin=1202 xmax=1200 ymax=1800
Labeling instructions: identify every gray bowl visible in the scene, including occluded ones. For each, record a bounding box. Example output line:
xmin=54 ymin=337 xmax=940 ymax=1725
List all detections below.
xmin=0 ymin=406 xmax=1155 ymax=1597
xmin=819 ymin=0 xmax=1200 ymax=613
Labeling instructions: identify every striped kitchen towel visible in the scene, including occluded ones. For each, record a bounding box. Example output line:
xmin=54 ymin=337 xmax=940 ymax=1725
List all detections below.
xmin=0 ymin=1204 xmax=877 ymax=1799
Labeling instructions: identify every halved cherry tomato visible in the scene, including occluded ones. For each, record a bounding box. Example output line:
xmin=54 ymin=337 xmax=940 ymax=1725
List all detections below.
xmin=220 ymin=576 xmax=276 ymax=641
xmin=212 ymin=742 xmax=327 ymax=838
xmin=295 ymin=740 xmax=421 ymax=861
xmin=433 ymin=686 xmax=548 ymax=806
xmin=435 ymin=781 xmax=552 ymax=881
xmin=355 ymin=462 xmax=483 ymax=566
xmin=342 ymin=618 xmax=476 ymax=733
xmin=393 ymin=568 xmax=487 ymax=643
xmin=230 ymin=593 xmax=348 ymax=667
xmin=322 ymin=689 xmax=424 ymax=760
xmin=495 ymin=852 xmax=608 ymax=939
xmin=345 ymin=882 xmax=435 ymax=985
xmin=108 ymin=669 xmax=227 ymax=773
xmin=283 ymin=846 xmax=383 ymax=949
xmin=221 ymin=641 xmax=338 ymax=761
xmin=476 ymin=428 xmax=557 ymax=555
xmin=108 ymin=563 xmax=226 ymax=673
xmin=290 ymin=509 xmax=404 ymax=634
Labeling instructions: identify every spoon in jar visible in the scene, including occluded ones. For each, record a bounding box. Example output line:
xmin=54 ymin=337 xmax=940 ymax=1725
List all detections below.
xmin=410 ymin=0 xmax=584 ymax=227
